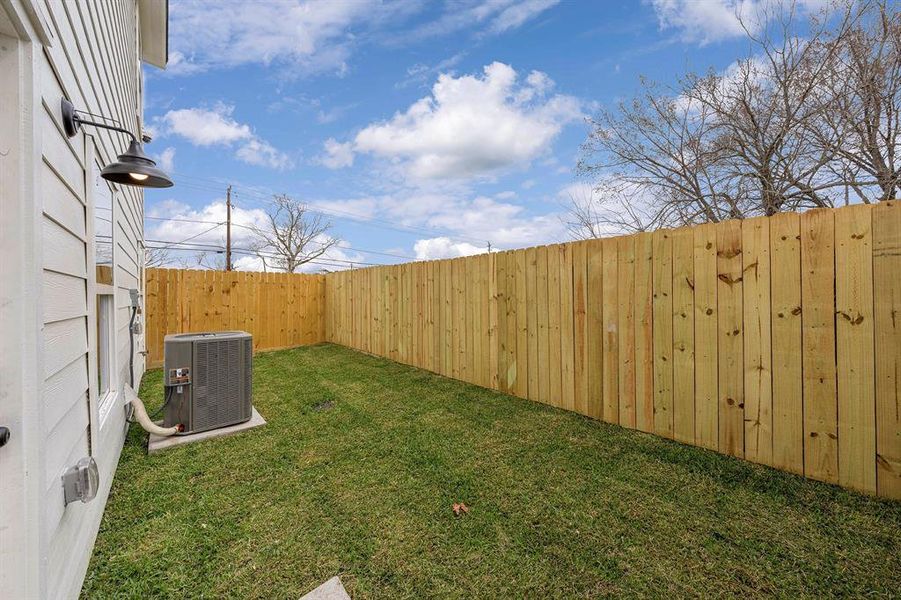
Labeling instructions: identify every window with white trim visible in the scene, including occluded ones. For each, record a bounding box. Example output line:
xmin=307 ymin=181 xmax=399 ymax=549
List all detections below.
xmin=96 ymin=293 xmax=115 ymax=424
xmin=93 ymin=162 xmax=117 ymax=426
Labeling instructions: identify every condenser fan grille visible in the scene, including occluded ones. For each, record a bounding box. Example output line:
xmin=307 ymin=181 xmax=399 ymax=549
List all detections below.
xmin=192 ymin=338 xmax=249 ymax=431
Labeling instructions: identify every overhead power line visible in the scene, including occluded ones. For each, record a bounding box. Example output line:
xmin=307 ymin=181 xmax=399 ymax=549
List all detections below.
xmin=162 ymin=171 xmax=491 ymax=247
xmin=97 ymin=234 xmax=386 ymax=268
xmin=153 ymin=222 xmax=224 ymax=250
xmin=145 ymin=244 xmax=375 ymax=271
xmin=143 ymin=214 xmax=417 ymax=260
xmin=100 ymin=239 xmax=374 ymax=271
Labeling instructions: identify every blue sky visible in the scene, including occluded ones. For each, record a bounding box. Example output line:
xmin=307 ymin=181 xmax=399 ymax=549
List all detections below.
xmin=143 ymin=0 xmax=777 ymax=271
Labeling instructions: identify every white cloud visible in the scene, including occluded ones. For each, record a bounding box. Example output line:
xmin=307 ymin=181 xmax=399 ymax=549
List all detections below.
xmin=144 ymin=198 xmax=264 ymax=268
xmin=235 ymin=139 xmax=294 ymax=170
xmin=557 ymin=179 xmax=662 ymax=236
xmin=315 ymin=189 xmax=567 ymax=253
xmin=349 ymin=62 xmax=582 ymax=180
xmin=319 ymin=138 xmax=355 ymax=169
xmin=228 ymin=236 xmax=361 ymax=273
xmin=162 ymin=105 xmax=252 ymax=146
xmin=649 ymin=0 xmax=757 ymax=44
xmin=146 ymin=199 xmax=266 ymax=248
xmin=424 ymin=194 xmax=563 ymax=247
xmin=157 ymin=147 xmax=175 ymax=172
xmin=313 ymin=196 xmax=380 ymax=220
xmin=166 ymin=0 xmax=406 ymax=76
xmin=163 ymin=50 xmax=208 ymax=76
xmin=488 ymin=0 xmax=560 ymax=33
xmin=649 ymin=0 xmax=832 ymax=45
xmin=146 ymin=183 xmax=571 ymax=269
xmin=145 ymin=198 xmax=363 ymax=272
xmin=164 ymin=1 xmax=560 ymax=79
xmin=398 ymin=52 xmax=466 ymax=89
xmin=413 ymin=237 xmax=486 ymax=260
xmin=158 ymin=105 xmax=293 ymax=169
xmin=410 ymin=0 xmax=560 ymax=41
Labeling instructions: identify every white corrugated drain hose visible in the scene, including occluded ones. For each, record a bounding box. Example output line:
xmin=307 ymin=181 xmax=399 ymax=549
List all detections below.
xmin=125 ymin=386 xmax=180 ymax=437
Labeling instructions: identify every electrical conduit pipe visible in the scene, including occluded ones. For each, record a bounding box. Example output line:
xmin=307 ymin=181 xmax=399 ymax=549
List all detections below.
xmin=124 ymin=386 xmax=180 ymax=437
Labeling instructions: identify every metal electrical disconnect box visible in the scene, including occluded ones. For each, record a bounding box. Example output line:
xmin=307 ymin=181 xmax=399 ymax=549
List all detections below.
xmin=163 ymin=331 xmax=253 ymax=434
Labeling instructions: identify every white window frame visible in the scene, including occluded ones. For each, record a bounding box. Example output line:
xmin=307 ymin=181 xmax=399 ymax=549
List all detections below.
xmin=86 ymin=138 xmax=120 ymax=444
xmin=95 ymin=289 xmax=116 ymax=427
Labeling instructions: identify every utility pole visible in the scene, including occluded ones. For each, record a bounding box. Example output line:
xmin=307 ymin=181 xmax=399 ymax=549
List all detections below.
xmin=225 ymin=184 xmax=232 ymax=271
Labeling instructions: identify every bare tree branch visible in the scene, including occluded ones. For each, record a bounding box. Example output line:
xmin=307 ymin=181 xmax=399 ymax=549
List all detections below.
xmin=144 ymin=247 xmax=170 ymax=268
xmin=574 ymin=0 xmax=896 ymax=235
xmin=250 ymin=194 xmax=340 ymax=273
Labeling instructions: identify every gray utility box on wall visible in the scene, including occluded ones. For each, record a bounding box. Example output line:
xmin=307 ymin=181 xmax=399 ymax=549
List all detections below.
xmin=163 ymin=331 xmax=253 ymax=435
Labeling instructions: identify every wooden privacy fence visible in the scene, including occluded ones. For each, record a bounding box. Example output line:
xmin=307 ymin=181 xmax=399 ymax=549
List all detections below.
xmin=325 ymin=203 xmax=901 ymax=500
xmin=145 ymin=269 xmax=325 ymax=367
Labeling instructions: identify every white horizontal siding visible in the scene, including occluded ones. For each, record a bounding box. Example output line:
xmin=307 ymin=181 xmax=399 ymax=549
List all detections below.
xmin=39 ymin=104 xmax=84 ymax=194
xmin=32 ymin=0 xmax=146 ymax=597
xmin=42 ymin=161 xmax=86 ymax=240
xmin=43 ymin=355 xmax=89 ymax=436
xmin=42 ymin=217 xmax=87 ymax=277
xmin=43 ymin=397 xmax=89 ymax=493
xmin=46 ymin=418 xmax=126 ymax=600
xmin=42 ymin=317 xmax=88 ymax=381
xmin=42 ymin=270 xmax=87 ymax=324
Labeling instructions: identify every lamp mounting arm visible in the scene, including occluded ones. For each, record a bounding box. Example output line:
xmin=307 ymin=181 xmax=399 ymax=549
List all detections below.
xmin=61 ymin=98 xmax=136 ymax=142
xmin=59 ymin=97 xmax=174 ymax=188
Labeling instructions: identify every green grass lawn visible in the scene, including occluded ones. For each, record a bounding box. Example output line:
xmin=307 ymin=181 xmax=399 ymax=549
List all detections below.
xmin=83 ymin=344 xmax=900 ymax=598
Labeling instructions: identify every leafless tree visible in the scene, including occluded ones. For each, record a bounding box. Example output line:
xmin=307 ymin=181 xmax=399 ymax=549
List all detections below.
xmin=808 ymin=1 xmax=901 ymax=202
xmin=175 ymin=250 xmax=226 ymax=270
xmin=144 ymin=247 xmax=170 ymax=268
xmin=250 ymin=194 xmax=339 ymax=273
xmin=575 ymin=0 xmax=895 ymax=235
xmin=684 ymin=2 xmax=858 ymax=215
xmin=578 ymin=76 xmax=739 ymax=230
xmin=563 ymin=181 xmax=656 ymax=237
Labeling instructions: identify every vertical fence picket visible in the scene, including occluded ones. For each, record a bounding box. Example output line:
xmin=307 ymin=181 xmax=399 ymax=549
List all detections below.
xmin=496 ymin=253 xmax=510 ymax=393
xmin=633 ymin=234 xmax=654 ymax=433
xmin=801 ymin=208 xmax=839 ymax=483
xmin=536 ymin=246 xmax=550 ymax=404
xmin=770 ymin=213 xmax=803 ymax=473
xmin=560 ymin=245 xmax=575 ymax=411
xmin=652 ymin=230 xmax=673 ymax=438
xmin=526 ymin=247 xmax=540 ymax=402
xmin=572 ymin=242 xmax=589 ymax=416
xmin=488 ymin=252 xmax=499 ymax=390
xmin=672 ymin=227 xmax=695 ymax=444
xmin=516 ymin=250 xmax=530 ymax=399
xmin=835 ymin=204 xmax=876 ymax=494
xmin=617 ymin=235 xmax=636 ymax=428
xmin=717 ymin=220 xmax=744 ymax=458
xmin=602 ymin=237 xmax=619 ymax=423
xmin=693 ymin=223 xmax=719 ymax=451
xmin=743 ymin=216 xmax=773 ymax=466
xmin=547 ymin=246 xmax=563 ymax=408
xmin=874 ymin=201 xmax=901 ymax=500
xmin=586 ymin=240 xmax=604 ymax=421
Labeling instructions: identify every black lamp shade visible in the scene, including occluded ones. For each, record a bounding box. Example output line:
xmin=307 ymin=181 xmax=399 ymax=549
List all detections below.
xmin=101 ymin=139 xmax=174 ymax=188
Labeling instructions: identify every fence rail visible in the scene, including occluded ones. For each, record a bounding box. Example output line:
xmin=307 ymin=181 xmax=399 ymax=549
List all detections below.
xmin=325 ymin=203 xmax=901 ymax=500
xmin=145 ymin=269 xmax=325 ymax=367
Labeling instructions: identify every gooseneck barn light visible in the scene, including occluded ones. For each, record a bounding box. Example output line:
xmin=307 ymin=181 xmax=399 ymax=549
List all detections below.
xmin=61 ymin=98 xmax=174 ymax=188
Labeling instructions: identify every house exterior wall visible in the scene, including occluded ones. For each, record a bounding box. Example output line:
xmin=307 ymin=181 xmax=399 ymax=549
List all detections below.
xmin=0 ymin=1 xmax=159 ymax=597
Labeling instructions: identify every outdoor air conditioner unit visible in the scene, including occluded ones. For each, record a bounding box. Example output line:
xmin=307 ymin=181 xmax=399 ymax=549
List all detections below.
xmin=163 ymin=331 xmax=253 ymax=435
